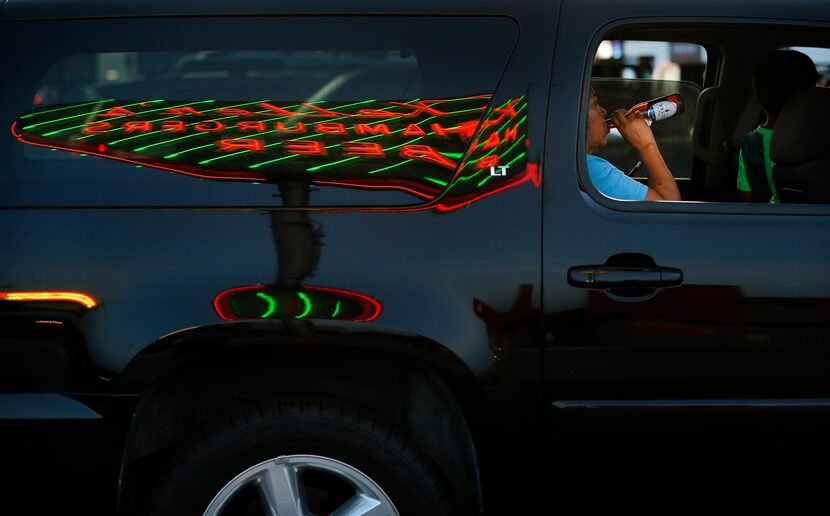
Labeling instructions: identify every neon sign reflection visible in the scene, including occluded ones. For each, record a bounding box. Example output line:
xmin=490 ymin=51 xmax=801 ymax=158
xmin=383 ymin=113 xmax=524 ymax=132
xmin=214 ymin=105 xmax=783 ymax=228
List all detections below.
xmin=13 ymin=95 xmax=534 ymax=209
xmin=214 ymin=285 xmax=381 ymax=322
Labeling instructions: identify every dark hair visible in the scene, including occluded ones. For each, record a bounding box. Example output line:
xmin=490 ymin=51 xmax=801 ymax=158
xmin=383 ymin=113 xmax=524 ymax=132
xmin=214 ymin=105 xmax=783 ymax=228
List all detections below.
xmin=753 ymin=50 xmax=818 ymax=117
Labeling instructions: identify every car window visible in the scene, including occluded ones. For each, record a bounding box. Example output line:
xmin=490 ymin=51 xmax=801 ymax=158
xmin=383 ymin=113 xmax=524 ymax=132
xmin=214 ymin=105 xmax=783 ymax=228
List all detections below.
xmin=590 ymin=41 xmax=706 ymax=183
xmin=582 ymin=26 xmax=830 ymax=208
xmin=1 ymin=16 xmax=519 ymax=208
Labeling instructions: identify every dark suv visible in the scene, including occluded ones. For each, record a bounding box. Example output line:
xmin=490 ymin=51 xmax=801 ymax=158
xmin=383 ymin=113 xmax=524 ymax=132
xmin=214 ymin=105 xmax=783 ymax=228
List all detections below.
xmin=2 ymin=0 xmax=829 ymax=513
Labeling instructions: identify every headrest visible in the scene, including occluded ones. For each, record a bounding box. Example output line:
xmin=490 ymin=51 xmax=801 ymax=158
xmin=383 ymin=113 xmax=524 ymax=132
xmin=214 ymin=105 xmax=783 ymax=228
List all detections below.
xmin=770 ymin=86 xmax=830 ymax=165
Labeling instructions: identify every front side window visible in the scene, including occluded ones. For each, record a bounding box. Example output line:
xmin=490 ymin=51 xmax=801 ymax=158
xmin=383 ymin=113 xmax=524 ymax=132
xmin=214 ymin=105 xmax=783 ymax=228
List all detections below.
xmin=586 ymin=40 xmax=705 ymax=202
xmin=583 ymin=25 xmax=829 ymax=208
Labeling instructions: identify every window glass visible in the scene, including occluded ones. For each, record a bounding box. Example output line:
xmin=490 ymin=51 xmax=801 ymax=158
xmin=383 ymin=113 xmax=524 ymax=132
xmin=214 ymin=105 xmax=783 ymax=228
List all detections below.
xmin=591 ymin=41 xmax=706 ymax=182
xmin=0 ymin=17 xmax=519 ymax=207
xmin=590 ymin=78 xmax=700 ymax=181
xmin=784 ymin=46 xmax=830 ymax=86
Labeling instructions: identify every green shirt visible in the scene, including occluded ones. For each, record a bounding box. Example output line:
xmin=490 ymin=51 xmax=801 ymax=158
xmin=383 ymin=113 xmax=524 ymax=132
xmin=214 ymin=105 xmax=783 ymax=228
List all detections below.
xmin=736 ymin=126 xmax=778 ymax=203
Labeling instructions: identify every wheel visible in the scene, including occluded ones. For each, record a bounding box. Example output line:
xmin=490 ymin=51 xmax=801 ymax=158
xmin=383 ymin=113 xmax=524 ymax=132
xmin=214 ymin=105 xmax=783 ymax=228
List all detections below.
xmin=147 ymin=396 xmax=453 ymax=516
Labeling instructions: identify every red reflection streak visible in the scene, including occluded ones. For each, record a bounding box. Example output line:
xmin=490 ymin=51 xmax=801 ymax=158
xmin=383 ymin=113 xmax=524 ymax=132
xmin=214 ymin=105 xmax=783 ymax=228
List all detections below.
xmin=213 ymin=285 xmax=381 ymax=322
xmin=435 ymin=163 xmax=541 ymax=213
xmin=213 ymin=285 xmax=261 ymax=321
xmin=312 ymin=165 xmax=540 ymax=214
xmin=0 ymin=290 xmax=98 ymax=309
xmin=304 ymin=286 xmax=381 ymax=322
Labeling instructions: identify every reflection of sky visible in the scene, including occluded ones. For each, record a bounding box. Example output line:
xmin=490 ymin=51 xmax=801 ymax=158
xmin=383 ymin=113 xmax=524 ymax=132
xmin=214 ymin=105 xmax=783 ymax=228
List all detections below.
xmin=789 ymin=46 xmax=830 ymax=67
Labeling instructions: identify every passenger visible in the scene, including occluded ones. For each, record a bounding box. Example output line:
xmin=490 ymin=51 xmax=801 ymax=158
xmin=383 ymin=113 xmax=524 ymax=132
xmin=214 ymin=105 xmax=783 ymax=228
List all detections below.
xmin=737 ymin=49 xmax=818 ymax=203
xmin=585 ymin=87 xmax=681 ymax=201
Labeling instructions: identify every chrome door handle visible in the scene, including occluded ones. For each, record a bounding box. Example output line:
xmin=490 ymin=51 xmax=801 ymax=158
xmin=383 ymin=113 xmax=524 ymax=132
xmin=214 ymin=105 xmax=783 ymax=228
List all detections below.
xmin=567 ymin=265 xmax=683 ymax=289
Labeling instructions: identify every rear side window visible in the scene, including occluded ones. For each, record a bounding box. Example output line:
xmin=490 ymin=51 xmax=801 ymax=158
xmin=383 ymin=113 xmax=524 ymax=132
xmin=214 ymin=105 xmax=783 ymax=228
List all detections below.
xmin=1 ymin=16 xmax=520 ymax=208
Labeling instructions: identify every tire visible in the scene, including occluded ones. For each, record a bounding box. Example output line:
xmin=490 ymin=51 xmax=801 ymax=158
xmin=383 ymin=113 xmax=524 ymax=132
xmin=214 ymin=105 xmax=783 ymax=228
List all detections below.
xmin=147 ymin=396 xmax=453 ymax=516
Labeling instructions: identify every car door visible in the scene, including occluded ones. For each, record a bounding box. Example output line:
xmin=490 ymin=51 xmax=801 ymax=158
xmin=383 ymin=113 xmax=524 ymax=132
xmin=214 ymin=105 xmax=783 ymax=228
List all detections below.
xmin=541 ymin=0 xmax=830 ymax=506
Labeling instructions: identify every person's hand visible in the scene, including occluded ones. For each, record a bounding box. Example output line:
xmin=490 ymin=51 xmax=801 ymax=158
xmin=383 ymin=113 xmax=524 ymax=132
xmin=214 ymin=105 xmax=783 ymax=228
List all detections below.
xmin=611 ymin=109 xmax=657 ymax=153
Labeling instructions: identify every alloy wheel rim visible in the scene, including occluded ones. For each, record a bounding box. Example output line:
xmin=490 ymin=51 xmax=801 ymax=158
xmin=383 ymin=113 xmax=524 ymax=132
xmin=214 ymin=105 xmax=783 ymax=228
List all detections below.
xmin=203 ymin=454 xmax=399 ymax=516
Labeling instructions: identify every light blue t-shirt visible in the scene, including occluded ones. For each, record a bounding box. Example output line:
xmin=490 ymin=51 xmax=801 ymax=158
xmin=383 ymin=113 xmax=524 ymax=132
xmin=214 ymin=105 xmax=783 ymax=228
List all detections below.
xmin=586 ymin=155 xmax=648 ymax=201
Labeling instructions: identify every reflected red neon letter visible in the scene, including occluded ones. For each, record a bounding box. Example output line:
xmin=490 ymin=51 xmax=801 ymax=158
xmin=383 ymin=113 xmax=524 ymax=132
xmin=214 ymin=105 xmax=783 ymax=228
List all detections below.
xmin=123 ymin=121 xmax=152 ymax=133
xmin=216 ymin=139 xmax=264 ymax=152
xmin=275 ymin=122 xmax=307 ymax=134
xmin=431 ymin=120 xmax=479 ymax=141
xmin=399 ymin=145 xmax=456 ymax=169
xmin=477 ymin=155 xmax=499 ymax=169
xmin=236 ymin=121 xmax=266 ymax=132
xmin=489 ymin=99 xmax=520 ymax=125
xmin=483 ymin=131 xmax=501 ymax=150
xmin=354 ymin=124 xmax=391 ymax=136
xmin=342 ymin=141 xmax=385 ymax=158
xmin=82 ymin=121 xmax=112 ymax=134
xmin=162 ymin=106 xmax=204 ymax=116
xmin=195 ymin=121 xmax=226 ymax=132
xmin=285 ymin=140 xmax=326 ymax=156
xmin=217 ymin=108 xmax=253 ymax=116
xmin=161 ymin=121 xmax=186 ymax=132
xmin=402 ymin=124 xmax=426 ymax=137
xmin=259 ymin=103 xmax=300 ymax=117
xmin=388 ymin=101 xmax=448 ymax=117
xmin=101 ymin=106 xmax=136 ymax=117
xmin=316 ymin=123 xmax=347 ymax=135
xmin=503 ymin=124 xmax=519 ymax=144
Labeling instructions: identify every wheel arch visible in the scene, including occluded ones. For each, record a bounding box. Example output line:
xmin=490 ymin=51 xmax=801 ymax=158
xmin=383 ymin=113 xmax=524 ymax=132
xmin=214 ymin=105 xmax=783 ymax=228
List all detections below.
xmin=117 ymin=322 xmax=485 ymax=515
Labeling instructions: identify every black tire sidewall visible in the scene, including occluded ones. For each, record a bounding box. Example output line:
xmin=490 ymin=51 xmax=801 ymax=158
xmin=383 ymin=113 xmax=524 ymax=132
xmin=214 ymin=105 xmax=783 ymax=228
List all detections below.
xmin=152 ymin=399 xmax=449 ymax=516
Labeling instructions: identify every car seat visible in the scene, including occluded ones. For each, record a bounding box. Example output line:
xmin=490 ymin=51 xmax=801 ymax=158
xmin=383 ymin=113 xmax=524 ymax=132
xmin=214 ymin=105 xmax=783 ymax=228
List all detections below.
xmin=692 ymin=86 xmax=763 ymax=201
xmin=770 ymin=86 xmax=830 ymax=203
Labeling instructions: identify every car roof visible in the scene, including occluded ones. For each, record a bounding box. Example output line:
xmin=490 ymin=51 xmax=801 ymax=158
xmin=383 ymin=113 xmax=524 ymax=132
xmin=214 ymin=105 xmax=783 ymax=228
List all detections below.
xmin=0 ymin=0 xmax=826 ymax=21
xmin=0 ymin=0 xmax=510 ymax=19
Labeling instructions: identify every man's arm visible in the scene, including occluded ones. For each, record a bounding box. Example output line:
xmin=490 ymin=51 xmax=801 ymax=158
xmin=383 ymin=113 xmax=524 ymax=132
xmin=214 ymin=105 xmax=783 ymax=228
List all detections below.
xmin=612 ymin=110 xmax=681 ymax=201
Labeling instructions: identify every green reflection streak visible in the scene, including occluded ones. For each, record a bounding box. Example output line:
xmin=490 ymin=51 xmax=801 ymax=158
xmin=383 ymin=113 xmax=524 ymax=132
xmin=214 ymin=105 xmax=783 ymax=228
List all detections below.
xmin=296 ymin=293 xmax=312 ymax=319
xmin=506 ymin=151 xmax=528 ymax=166
xmin=35 ymin=101 xmax=162 ymax=135
xmin=256 ymin=292 xmax=278 ymax=318
xmin=20 ymin=99 xmax=116 ymax=120
xmin=424 ymin=176 xmax=448 ymax=186
xmin=331 ymin=300 xmax=341 ymax=318
xmin=367 ymin=159 xmax=412 ymax=175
